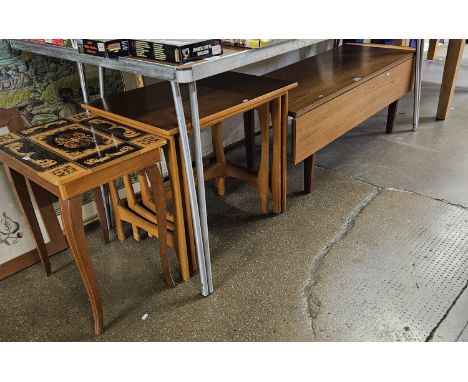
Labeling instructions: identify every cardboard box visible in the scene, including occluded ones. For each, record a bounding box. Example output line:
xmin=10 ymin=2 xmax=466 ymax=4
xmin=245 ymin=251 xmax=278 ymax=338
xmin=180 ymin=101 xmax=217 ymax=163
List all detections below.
xmin=44 ymin=39 xmax=66 ymax=46
xmin=221 ymin=39 xmax=287 ymax=49
xmin=28 ymin=39 xmax=76 ymax=49
xmin=130 ymin=39 xmax=223 ymax=64
xmin=77 ymin=39 xmax=130 ymax=58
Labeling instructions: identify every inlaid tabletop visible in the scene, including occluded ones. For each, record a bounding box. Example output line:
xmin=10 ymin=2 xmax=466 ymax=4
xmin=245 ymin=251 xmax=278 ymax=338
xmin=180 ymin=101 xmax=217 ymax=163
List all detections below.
xmin=0 ymin=113 xmax=166 ymax=192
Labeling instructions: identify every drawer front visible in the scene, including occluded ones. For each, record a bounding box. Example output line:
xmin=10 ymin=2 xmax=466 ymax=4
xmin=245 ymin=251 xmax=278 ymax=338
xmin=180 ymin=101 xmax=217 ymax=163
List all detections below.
xmin=292 ymin=57 xmax=414 ymax=164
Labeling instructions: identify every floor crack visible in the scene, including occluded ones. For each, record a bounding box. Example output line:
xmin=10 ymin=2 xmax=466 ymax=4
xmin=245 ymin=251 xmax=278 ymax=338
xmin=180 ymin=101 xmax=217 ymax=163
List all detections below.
xmin=316 ymin=164 xmax=468 ymax=211
xmin=426 ymin=277 xmax=468 ymax=341
xmin=455 ymin=317 xmax=468 ymax=341
xmin=304 ymin=184 xmax=382 ymax=339
xmin=314 ymin=163 xmax=468 ymax=341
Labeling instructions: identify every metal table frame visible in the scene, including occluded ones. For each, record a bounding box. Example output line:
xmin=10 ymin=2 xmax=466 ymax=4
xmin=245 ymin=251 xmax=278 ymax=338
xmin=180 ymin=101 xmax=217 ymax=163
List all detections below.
xmin=9 ymin=39 xmax=423 ymax=296
xmin=413 ymin=39 xmax=424 ymax=131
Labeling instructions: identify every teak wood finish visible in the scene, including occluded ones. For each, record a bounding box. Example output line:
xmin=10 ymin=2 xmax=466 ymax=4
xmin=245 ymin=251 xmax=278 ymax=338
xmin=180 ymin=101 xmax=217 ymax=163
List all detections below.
xmin=75 ymin=115 xmax=193 ymax=279
xmin=420 ymin=39 xmax=465 ymax=121
xmin=436 ymin=39 xmax=466 ymax=120
xmin=266 ymin=44 xmax=415 ymax=192
xmin=290 ymin=56 xmax=413 ymax=164
xmin=83 ymin=71 xmax=297 ymax=221
xmin=427 ymin=39 xmax=439 ymax=61
xmin=0 ymin=115 xmax=170 ymax=335
xmin=84 ymin=72 xmax=296 ymax=137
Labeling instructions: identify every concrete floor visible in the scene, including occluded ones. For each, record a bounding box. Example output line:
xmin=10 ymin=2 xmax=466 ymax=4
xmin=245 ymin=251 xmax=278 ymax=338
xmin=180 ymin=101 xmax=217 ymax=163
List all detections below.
xmin=1 ymin=48 xmax=468 ymax=341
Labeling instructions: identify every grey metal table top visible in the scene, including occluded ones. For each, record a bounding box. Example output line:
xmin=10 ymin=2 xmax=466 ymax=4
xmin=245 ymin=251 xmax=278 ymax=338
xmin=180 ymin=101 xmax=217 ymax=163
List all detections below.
xmin=10 ymin=39 xmax=327 ymax=83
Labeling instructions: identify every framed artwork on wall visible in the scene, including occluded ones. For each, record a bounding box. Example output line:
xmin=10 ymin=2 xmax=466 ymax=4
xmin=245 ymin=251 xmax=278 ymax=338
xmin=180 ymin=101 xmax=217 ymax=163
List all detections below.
xmin=0 ymin=163 xmax=52 ymax=278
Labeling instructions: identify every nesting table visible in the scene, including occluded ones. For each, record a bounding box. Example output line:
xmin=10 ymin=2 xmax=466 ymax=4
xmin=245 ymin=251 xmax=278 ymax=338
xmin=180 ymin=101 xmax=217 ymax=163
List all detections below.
xmin=82 ymin=71 xmax=296 ymax=216
xmin=0 ymin=115 xmax=169 ymax=335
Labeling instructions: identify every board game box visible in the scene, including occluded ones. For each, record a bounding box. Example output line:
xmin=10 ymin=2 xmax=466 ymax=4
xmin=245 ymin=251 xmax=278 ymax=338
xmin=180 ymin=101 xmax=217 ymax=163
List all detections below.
xmin=129 ymin=39 xmax=223 ymax=64
xmin=77 ymin=39 xmax=130 ymax=58
xmin=221 ymin=39 xmax=288 ymax=48
xmin=27 ymin=39 xmax=77 ymax=49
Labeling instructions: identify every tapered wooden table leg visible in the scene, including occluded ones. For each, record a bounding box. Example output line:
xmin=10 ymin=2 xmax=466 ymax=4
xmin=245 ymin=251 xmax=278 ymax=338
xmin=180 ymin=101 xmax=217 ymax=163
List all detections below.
xmin=243 ymin=110 xmax=256 ymax=170
xmin=211 ymin=123 xmax=226 ymax=196
xmin=4 ymin=166 xmax=51 ymax=276
xmin=177 ymin=137 xmax=197 ymax=273
xmin=271 ymin=98 xmax=282 ymax=214
xmin=92 ymin=188 xmax=110 ymax=244
xmin=386 ymin=99 xmax=399 ymax=134
xmin=304 ymin=155 xmax=316 ymax=194
xmin=257 ymin=104 xmax=270 ymax=214
xmin=280 ymin=94 xmax=288 ymax=213
xmin=60 ymin=195 xmax=103 ymax=336
xmin=30 ymin=182 xmax=68 ymax=253
xmin=436 ymin=39 xmax=465 ymax=120
xmin=165 ymin=137 xmax=190 ymax=280
xmin=144 ymin=164 xmax=175 ymax=288
xmin=427 ymin=39 xmax=438 ymax=60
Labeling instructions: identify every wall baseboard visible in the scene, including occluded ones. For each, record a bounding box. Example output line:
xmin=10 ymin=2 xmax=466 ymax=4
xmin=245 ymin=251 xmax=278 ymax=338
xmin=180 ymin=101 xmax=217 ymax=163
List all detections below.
xmin=0 ymin=240 xmax=68 ymax=281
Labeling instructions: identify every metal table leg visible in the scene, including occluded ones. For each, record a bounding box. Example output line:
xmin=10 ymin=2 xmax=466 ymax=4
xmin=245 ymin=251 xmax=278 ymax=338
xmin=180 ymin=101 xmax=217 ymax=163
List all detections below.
xmin=188 ymin=82 xmax=213 ymax=294
xmin=413 ymin=39 xmax=424 ymax=131
xmin=98 ymin=66 xmax=106 ymax=99
xmin=77 ymin=62 xmax=89 ymax=104
xmin=170 ymin=81 xmax=209 ymax=296
xmin=97 ymin=66 xmax=114 ymax=230
xmin=77 ymin=63 xmax=114 ymax=232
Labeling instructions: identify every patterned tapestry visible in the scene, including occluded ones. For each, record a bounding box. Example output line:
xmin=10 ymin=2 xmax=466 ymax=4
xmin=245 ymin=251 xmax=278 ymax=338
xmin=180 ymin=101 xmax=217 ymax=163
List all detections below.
xmin=0 ymin=39 xmax=123 ymax=266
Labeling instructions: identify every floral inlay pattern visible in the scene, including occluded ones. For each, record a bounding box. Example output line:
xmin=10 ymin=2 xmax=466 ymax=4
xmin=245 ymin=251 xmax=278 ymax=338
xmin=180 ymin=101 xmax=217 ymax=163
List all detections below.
xmin=0 ymin=212 xmax=23 ymax=246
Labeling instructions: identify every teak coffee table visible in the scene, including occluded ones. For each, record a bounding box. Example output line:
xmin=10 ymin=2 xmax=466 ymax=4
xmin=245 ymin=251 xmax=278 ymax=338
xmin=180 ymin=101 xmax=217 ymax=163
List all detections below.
xmin=0 ymin=114 xmax=168 ymax=335
xmin=265 ymin=43 xmax=415 ymax=192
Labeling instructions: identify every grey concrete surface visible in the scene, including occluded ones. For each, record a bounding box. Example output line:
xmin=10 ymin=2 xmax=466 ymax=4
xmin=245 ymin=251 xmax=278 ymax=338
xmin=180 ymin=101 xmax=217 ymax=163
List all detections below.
xmin=317 ymin=82 xmax=468 ymax=207
xmin=308 ymin=189 xmax=468 ymax=341
xmin=458 ymin=324 xmax=468 ymax=341
xmin=431 ymin=287 xmax=468 ymax=341
xmin=1 ymin=47 xmax=468 ymax=341
xmin=0 ymin=165 xmax=376 ymax=341
xmin=317 ymin=49 xmax=468 ymax=208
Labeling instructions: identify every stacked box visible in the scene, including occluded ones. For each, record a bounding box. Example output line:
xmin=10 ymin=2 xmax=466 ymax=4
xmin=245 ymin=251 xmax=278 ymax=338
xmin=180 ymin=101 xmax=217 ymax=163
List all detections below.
xmin=130 ymin=39 xmax=223 ymax=64
xmin=221 ymin=39 xmax=287 ymax=48
xmin=77 ymin=39 xmax=130 ymax=58
xmin=44 ymin=39 xmax=66 ymax=46
xmin=27 ymin=39 xmax=76 ymax=48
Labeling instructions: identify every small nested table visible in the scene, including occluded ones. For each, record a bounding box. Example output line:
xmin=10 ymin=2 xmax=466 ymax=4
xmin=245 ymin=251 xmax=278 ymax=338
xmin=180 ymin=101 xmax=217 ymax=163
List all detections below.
xmin=0 ymin=115 xmax=169 ymax=335
xmin=83 ymin=72 xmax=296 ymax=225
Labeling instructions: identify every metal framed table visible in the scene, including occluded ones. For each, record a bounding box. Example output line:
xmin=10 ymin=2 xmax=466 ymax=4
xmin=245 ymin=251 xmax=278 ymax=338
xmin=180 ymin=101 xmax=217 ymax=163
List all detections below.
xmin=9 ymin=39 xmax=423 ymax=296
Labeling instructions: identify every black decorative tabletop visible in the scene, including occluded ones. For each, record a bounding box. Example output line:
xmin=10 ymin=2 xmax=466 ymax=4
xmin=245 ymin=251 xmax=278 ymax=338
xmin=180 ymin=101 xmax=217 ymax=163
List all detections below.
xmin=0 ymin=112 xmax=165 ymax=186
